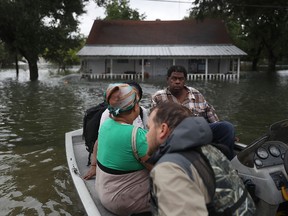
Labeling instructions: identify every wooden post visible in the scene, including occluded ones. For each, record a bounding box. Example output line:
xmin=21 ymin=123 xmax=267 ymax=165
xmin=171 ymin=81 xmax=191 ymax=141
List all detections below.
xmin=237 ymin=58 xmax=240 ymax=79
xmin=110 ymin=59 xmax=113 ymax=80
xmin=141 ymin=59 xmax=144 ymax=82
xmin=205 ymin=58 xmax=208 ymax=81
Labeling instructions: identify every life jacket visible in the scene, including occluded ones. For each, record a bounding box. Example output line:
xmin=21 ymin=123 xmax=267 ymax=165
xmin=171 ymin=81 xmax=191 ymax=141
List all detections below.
xmin=150 ymin=144 xmax=256 ymax=216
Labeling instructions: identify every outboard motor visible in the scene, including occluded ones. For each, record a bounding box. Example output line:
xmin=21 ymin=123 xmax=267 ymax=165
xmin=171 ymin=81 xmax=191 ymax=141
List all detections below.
xmin=231 ymin=119 xmax=288 ymax=216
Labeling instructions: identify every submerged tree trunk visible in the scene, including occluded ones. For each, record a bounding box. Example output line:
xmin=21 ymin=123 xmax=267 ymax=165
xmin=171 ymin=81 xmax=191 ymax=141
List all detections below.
xmin=27 ymin=58 xmax=39 ymax=81
xmin=251 ymin=57 xmax=258 ymax=71
xmin=268 ymin=59 xmax=277 ymax=72
xmin=251 ymin=42 xmax=264 ymax=71
xmin=267 ymin=49 xmax=277 ymax=72
xmin=15 ymin=54 xmax=19 ymax=78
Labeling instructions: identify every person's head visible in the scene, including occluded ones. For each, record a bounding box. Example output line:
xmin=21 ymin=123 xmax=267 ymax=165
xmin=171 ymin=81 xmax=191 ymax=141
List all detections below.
xmin=146 ymin=102 xmax=191 ymax=155
xmin=125 ymin=81 xmax=143 ymax=101
xmin=106 ymin=83 xmax=139 ymax=117
xmin=166 ymin=65 xmax=187 ymax=95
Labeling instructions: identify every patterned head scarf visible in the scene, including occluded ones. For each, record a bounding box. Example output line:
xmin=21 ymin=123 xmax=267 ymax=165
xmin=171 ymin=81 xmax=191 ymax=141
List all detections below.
xmin=106 ymin=83 xmax=138 ymax=116
xmin=125 ymin=81 xmax=143 ymax=100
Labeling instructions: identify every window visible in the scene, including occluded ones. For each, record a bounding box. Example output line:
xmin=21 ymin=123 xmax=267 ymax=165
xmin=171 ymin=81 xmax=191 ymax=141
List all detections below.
xmin=117 ymin=59 xmax=129 ymax=63
xmin=188 ymin=59 xmax=205 ymax=73
xmin=139 ymin=59 xmax=150 ymax=66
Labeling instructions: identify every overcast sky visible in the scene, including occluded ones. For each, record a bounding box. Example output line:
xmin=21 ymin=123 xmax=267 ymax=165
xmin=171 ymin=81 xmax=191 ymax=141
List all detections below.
xmin=78 ymin=0 xmax=192 ymax=36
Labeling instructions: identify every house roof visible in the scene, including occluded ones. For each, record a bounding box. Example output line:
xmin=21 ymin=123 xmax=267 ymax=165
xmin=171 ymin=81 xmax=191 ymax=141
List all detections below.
xmin=79 ymin=19 xmax=246 ymax=58
xmin=86 ymin=19 xmax=233 ymax=45
xmin=78 ymin=45 xmax=246 ymax=58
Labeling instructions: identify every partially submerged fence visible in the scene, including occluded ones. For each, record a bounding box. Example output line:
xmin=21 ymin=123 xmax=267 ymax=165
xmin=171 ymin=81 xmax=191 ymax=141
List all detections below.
xmin=82 ymin=73 xmax=239 ymax=81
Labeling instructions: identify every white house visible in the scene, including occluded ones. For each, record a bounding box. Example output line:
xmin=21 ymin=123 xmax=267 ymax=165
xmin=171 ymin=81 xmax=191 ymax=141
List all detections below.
xmin=78 ymin=19 xmax=246 ymax=81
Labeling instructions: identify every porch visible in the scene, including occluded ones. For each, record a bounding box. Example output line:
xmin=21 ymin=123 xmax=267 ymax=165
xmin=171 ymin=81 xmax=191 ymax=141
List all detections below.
xmin=81 ymin=72 xmax=239 ymax=81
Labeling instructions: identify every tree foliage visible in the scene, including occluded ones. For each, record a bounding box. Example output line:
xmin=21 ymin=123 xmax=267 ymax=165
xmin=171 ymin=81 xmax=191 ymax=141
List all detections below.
xmin=95 ymin=0 xmax=146 ymax=20
xmin=190 ymin=0 xmax=288 ymax=71
xmin=43 ymin=34 xmax=86 ymax=72
xmin=0 ymin=40 xmax=15 ymax=67
xmin=0 ymin=0 xmax=87 ymax=80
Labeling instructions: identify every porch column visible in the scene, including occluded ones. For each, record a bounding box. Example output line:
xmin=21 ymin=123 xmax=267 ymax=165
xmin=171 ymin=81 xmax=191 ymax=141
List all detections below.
xmin=141 ymin=59 xmax=144 ymax=82
xmin=237 ymin=58 xmax=240 ymax=79
xmin=173 ymin=59 xmax=176 ymax=65
xmin=205 ymin=58 xmax=208 ymax=80
xmin=110 ymin=59 xmax=113 ymax=79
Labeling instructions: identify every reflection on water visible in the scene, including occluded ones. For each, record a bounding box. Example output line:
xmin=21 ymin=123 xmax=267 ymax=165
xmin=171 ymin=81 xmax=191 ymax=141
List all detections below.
xmin=0 ymin=67 xmax=288 ymax=215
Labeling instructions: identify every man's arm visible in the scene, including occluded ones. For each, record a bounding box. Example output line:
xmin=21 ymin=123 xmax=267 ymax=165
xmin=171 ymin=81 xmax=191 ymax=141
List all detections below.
xmin=151 ymin=89 xmax=167 ymax=109
xmin=151 ymin=93 xmax=158 ymax=108
xmin=205 ymin=103 xmax=219 ymax=123
xmin=189 ymin=87 xmax=219 ymax=123
xmin=150 ymin=162 xmax=208 ymax=216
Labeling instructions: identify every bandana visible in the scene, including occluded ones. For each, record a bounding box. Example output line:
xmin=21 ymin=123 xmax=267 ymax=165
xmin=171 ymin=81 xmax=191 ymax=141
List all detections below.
xmin=106 ymin=83 xmax=138 ymax=116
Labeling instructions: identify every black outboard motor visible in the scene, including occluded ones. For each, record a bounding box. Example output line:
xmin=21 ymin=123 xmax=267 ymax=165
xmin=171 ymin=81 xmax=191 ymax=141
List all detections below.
xmin=231 ymin=119 xmax=288 ymax=216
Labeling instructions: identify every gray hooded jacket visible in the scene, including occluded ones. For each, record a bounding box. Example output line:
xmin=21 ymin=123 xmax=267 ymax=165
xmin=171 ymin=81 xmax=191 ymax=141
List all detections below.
xmin=149 ymin=116 xmax=212 ymax=164
xmin=150 ymin=117 xmax=256 ymax=216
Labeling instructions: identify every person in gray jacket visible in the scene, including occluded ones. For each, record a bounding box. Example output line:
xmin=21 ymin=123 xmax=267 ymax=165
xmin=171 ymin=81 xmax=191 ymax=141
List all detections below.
xmin=146 ymin=102 xmax=255 ymax=216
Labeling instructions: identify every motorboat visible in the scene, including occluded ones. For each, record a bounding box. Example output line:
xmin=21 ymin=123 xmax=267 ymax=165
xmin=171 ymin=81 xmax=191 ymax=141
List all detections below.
xmin=65 ymin=119 xmax=288 ymax=216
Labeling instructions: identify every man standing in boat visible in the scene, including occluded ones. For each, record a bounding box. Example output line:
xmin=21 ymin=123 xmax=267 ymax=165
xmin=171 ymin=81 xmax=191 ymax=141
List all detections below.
xmin=151 ymin=65 xmax=236 ymax=159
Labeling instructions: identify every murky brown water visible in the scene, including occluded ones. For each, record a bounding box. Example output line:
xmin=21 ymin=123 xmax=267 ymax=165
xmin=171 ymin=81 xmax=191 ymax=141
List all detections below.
xmin=1 ymin=66 xmax=288 ymax=215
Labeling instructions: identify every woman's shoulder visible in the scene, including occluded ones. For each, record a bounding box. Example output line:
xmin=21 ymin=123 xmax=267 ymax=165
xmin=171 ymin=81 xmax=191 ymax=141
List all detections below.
xmin=136 ymin=127 xmax=148 ymax=139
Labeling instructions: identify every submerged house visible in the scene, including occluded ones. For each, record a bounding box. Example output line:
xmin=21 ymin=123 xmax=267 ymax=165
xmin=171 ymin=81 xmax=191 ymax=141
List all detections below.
xmin=78 ymin=19 xmax=246 ymax=81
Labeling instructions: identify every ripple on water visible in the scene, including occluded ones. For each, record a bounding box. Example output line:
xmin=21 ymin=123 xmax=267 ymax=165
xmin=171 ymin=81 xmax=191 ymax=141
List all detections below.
xmin=0 ymin=147 xmax=81 ymax=215
xmin=1 ymin=68 xmax=288 ymax=215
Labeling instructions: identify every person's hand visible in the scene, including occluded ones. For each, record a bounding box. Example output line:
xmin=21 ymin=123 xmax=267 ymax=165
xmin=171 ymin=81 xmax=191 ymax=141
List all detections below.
xmin=83 ymin=165 xmax=96 ymax=180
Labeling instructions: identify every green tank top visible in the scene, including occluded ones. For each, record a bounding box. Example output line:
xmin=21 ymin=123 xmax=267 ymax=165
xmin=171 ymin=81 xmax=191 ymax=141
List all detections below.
xmin=97 ymin=118 xmax=148 ymax=171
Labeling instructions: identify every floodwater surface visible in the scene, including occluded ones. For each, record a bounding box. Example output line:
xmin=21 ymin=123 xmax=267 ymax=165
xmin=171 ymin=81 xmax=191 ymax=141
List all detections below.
xmin=1 ymin=67 xmax=288 ymax=215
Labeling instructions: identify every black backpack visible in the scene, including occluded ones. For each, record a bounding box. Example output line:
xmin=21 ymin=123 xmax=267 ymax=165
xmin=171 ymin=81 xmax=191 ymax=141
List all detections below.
xmin=82 ymin=101 xmax=108 ymax=165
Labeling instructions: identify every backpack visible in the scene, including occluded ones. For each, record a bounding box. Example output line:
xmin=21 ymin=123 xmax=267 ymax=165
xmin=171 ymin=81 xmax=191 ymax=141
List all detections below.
xmin=82 ymin=101 xmax=108 ymax=165
xmin=82 ymin=102 xmax=145 ymax=166
xmin=151 ymin=145 xmax=256 ymax=215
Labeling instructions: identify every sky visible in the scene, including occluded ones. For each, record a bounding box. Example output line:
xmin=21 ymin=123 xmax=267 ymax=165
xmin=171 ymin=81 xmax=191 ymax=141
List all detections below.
xmin=78 ymin=0 xmax=193 ymax=36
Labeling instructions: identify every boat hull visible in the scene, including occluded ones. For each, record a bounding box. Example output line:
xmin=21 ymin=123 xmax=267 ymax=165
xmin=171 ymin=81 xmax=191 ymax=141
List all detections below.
xmin=66 ymin=129 xmax=288 ymax=215
xmin=65 ymin=129 xmax=116 ymax=216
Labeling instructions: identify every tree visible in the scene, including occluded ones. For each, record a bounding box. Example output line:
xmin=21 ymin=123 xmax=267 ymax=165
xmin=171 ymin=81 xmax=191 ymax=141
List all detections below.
xmin=95 ymin=0 xmax=146 ymax=20
xmin=43 ymin=34 xmax=86 ymax=72
xmin=190 ymin=0 xmax=288 ymax=71
xmin=0 ymin=40 xmax=14 ymax=67
xmin=0 ymin=0 xmax=87 ymax=81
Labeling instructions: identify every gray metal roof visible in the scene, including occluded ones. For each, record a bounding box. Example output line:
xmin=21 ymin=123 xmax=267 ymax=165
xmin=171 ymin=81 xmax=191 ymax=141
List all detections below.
xmin=78 ymin=45 xmax=247 ymax=58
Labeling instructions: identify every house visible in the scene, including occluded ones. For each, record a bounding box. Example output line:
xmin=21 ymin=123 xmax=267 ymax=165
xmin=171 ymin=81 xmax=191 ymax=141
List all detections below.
xmin=77 ymin=19 xmax=246 ymax=81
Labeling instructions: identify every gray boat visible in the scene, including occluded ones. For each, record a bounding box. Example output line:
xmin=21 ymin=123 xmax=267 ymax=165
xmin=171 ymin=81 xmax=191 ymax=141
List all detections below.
xmin=66 ymin=119 xmax=288 ymax=216
xmin=66 ymin=129 xmax=116 ymax=216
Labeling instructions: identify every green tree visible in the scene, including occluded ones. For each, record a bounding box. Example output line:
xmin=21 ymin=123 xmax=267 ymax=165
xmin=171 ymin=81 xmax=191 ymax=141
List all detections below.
xmin=95 ymin=0 xmax=146 ymax=20
xmin=43 ymin=34 xmax=86 ymax=72
xmin=0 ymin=40 xmax=14 ymax=67
xmin=190 ymin=0 xmax=288 ymax=71
xmin=0 ymin=0 xmax=87 ymax=81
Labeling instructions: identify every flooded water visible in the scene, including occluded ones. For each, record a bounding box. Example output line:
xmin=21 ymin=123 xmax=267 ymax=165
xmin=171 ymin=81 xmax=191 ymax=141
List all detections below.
xmin=1 ymin=66 xmax=288 ymax=215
